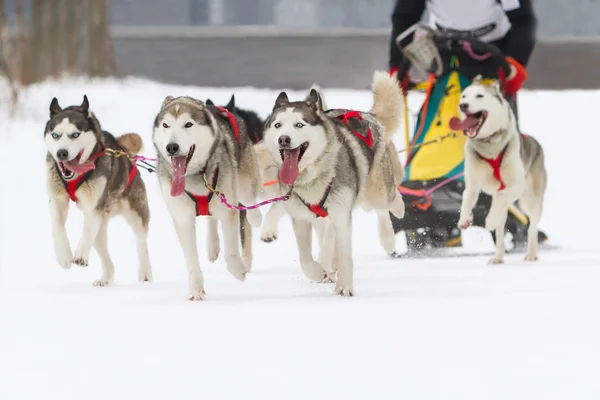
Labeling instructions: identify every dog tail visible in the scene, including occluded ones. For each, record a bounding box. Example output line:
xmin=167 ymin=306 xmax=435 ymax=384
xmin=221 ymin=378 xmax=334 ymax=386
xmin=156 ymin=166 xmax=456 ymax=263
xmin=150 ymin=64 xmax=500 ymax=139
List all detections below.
xmin=117 ymin=133 xmax=143 ymax=155
xmin=369 ymin=70 xmax=404 ymax=143
xmin=309 ymin=83 xmax=328 ymax=110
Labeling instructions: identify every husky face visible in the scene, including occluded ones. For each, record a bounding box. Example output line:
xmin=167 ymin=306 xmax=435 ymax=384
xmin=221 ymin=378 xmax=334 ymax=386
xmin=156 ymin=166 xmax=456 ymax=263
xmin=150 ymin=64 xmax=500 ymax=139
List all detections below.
xmin=44 ymin=95 xmax=99 ymax=180
xmin=449 ymin=76 xmax=508 ymax=140
xmin=263 ymin=89 xmax=327 ymax=185
xmin=153 ymin=96 xmax=217 ymax=197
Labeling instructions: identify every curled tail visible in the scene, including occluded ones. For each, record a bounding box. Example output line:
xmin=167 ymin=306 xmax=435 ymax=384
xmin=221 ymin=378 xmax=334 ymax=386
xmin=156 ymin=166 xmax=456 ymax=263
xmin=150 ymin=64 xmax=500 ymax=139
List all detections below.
xmin=369 ymin=70 xmax=404 ymax=143
xmin=117 ymin=133 xmax=143 ymax=155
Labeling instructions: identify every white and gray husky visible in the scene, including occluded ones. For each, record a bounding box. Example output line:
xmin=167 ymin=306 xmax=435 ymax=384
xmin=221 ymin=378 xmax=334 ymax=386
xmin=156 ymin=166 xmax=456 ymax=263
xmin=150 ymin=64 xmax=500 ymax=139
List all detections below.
xmin=153 ymin=96 xmax=262 ymax=301
xmin=450 ymin=76 xmax=547 ymax=264
xmin=262 ymin=71 xmax=406 ymax=296
xmin=44 ymin=95 xmax=152 ymax=286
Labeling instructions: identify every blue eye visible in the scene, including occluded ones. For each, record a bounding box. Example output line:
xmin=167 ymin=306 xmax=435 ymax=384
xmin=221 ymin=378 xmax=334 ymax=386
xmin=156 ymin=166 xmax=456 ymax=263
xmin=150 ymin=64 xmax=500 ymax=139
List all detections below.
xmin=51 ymin=132 xmax=59 ymax=139
xmin=72 ymin=132 xmax=80 ymax=138
xmin=295 ymin=122 xmax=304 ymax=128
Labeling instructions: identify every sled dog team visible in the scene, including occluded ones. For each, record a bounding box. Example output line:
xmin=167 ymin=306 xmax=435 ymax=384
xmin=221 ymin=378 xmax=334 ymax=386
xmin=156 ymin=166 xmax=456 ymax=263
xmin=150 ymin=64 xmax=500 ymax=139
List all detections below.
xmin=44 ymin=71 xmax=547 ymax=300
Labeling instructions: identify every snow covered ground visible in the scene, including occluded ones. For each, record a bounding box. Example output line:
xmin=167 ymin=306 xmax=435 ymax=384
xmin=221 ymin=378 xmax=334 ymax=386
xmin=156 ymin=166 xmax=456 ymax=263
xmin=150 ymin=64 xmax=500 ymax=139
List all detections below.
xmin=0 ymin=76 xmax=599 ymax=399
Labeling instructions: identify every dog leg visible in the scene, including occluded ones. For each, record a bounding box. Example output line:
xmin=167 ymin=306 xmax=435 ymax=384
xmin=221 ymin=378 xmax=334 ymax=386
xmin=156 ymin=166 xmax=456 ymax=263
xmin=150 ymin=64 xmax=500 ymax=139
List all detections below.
xmin=314 ymin=219 xmax=336 ymax=282
xmin=221 ymin=209 xmax=249 ymax=280
xmin=49 ymin=195 xmax=72 ymax=269
xmin=73 ymin=210 xmax=103 ymax=267
xmin=458 ymin=187 xmax=480 ymax=230
xmin=377 ymin=209 xmax=397 ymax=255
xmin=239 ymin=210 xmax=253 ymax=271
xmin=389 ymin=193 xmax=405 ymax=220
xmin=292 ymin=218 xmax=327 ymax=282
xmin=92 ymin=217 xmax=114 ymax=286
xmin=488 ymin=203 xmax=509 ymax=264
xmin=238 ymin=190 xmax=262 ymax=228
xmin=123 ymin=208 xmax=153 ymax=283
xmin=332 ymin=212 xmax=354 ymax=296
xmin=261 ymin=202 xmax=285 ymax=242
xmin=206 ymin=217 xmax=220 ymax=263
xmin=170 ymin=210 xmax=205 ymax=301
xmin=519 ymin=193 xmax=543 ymax=262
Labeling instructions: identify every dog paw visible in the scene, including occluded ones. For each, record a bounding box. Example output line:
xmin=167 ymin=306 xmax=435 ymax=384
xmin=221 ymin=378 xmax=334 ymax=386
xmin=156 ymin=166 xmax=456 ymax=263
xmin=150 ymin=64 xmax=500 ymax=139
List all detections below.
xmin=488 ymin=256 xmax=504 ymax=265
xmin=524 ymin=254 xmax=538 ymax=262
xmin=247 ymin=209 xmax=262 ymax=228
xmin=188 ymin=278 xmax=206 ymax=301
xmin=138 ymin=267 xmax=153 ymax=283
xmin=207 ymin=243 xmax=220 ymax=263
xmin=242 ymin=253 xmax=253 ymax=273
xmin=93 ymin=278 xmax=113 ymax=287
xmin=334 ymin=283 xmax=354 ymax=297
xmin=188 ymin=290 xmax=206 ymax=301
xmin=389 ymin=251 xmax=403 ymax=258
xmin=55 ymin=246 xmax=73 ymax=269
xmin=261 ymin=231 xmax=277 ymax=243
xmin=300 ymin=261 xmax=328 ymax=283
xmin=457 ymin=216 xmax=473 ymax=230
xmin=226 ymin=257 xmax=248 ymax=282
xmin=72 ymin=256 xmax=88 ymax=267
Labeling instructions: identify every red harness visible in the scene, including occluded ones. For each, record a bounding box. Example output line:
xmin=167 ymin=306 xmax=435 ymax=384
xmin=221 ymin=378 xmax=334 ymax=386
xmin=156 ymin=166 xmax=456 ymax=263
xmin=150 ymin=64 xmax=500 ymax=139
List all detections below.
xmin=296 ymin=181 xmax=333 ymax=218
xmin=336 ymin=110 xmax=373 ymax=148
xmin=476 ymin=144 xmax=509 ymax=191
xmin=62 ymin=147 xmax=138 ymax=203
xmin=184 ymin=106 xmax=240 ymax=216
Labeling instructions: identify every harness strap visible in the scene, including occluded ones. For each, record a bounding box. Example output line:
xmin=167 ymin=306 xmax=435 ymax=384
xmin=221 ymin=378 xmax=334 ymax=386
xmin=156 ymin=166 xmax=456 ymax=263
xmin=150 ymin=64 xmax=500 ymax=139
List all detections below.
xmin=337 ymin=110 xmax=373 ymax=148
xmin=476 ymin=143 xmax=509 ymax=191
xmin=185 ymin=165 xmax=219 ymax=216
xmin=215 ymin=106 xmax=240 ymax=143
xmin=296 ymin=181 xmax=333 ymax=218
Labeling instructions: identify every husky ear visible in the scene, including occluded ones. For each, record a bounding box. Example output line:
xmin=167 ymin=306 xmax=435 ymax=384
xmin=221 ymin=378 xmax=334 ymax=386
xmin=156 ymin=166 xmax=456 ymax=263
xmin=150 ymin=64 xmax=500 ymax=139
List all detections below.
xmin=162 ymin=96 xmax=175 ymax=109
xmin=80 ymin=95 xmax=89 ymax=113
xmin=205 ymin=98 xmax=214 ymax=106
xmin=49 ymin=97 xmax=62 ymax=116
xmin=306 ymin=88 xmax=323 ymax=111
xmin=225 ymin=94 xmax=235 ymax=111
xmin=274 ymin=91 xmax=289 ymax=109
xmin=472 ymin=75 xmax=483 ymax=85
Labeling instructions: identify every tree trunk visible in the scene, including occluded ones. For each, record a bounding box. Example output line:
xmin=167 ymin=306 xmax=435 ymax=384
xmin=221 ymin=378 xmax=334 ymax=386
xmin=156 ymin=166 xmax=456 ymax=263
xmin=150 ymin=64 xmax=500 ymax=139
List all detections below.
xmin=65 ymin=0 xmax=83 ymax=75
xmin=14 ymin=0 xmax=27 ymax=84
xmin=28 ymin=0 xmax=44 ymax=83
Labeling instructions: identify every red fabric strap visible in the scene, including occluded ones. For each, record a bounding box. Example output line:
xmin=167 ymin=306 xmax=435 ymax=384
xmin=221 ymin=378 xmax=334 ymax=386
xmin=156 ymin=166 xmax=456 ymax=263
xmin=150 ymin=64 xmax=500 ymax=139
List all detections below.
xmin=476 ymin=145 xmax=508 ymax=191
xmin=308 ymin=204 xmax=328 ymax=218
xmin=337 ymin=111 xmax=373 ymax=148
xmin=216 ymin=106 xmax=240 ymax=143
xmin=185 ymin=166 xmax=219 ymax=216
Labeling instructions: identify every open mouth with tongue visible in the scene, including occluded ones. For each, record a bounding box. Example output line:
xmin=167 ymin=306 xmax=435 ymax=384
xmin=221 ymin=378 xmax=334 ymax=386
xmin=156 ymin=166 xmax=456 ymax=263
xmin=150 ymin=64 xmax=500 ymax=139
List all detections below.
xmin=279 ymin=142 xmax=309 ymax=185
xmin=449 ymin=111 xmax=488 ymax=138
xmin=58 ymin=150 xmax=97 ymax=180
xmin=170 ymin=145 xmax=196 ymax=197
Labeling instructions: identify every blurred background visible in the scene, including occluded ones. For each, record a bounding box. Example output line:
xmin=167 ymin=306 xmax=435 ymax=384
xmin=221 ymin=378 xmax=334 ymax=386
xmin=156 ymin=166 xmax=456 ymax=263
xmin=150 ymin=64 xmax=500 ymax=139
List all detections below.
xmin=0 ymin=0 xmax=598 ymax=97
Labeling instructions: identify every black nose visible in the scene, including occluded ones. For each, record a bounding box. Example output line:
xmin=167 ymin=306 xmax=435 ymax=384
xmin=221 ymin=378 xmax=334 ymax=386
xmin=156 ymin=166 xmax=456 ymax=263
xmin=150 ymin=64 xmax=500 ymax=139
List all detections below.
xmin=459 ymin=103 xmax=469 ymax=112
xmin=56 ymin=149 xmax=69 ymax=161
xmin=166 ymin=143 xmax=180 ymax=155
xmin=278 ymin=135 xmax=291 ymax=148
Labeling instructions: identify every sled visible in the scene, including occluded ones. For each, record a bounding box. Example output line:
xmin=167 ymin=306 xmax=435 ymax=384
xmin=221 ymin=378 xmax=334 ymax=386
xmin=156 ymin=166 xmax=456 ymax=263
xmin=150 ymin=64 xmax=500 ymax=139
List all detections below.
xmin=390 ymin=24 xmax=548 ymax=251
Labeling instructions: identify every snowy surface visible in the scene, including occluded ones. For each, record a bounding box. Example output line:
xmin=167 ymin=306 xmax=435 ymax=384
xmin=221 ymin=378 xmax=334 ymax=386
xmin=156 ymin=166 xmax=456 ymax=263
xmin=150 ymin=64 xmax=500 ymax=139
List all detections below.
xmin=0 ymin=76 xmax=599 ymax=399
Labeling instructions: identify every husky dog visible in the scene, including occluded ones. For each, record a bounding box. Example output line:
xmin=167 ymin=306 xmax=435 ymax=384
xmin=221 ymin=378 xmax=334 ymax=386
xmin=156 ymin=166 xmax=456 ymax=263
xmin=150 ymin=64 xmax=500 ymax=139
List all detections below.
xmin=450 ymin=75 xmax=547 ymax=264
xmin=44 ymin=95 xmax=152 ymax=286
xmin=205 ymin=94 xmax=264 ymax=269
xmin=153 ymin=95 xmax=262 ymax=301
xmin=262 ymin=71 xmax=405 ymax=296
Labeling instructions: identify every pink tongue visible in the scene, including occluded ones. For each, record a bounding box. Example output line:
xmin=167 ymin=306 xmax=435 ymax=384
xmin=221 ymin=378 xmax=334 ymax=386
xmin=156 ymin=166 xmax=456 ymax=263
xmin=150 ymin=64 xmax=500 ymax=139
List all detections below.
xmin=63 ymin=159 xmax=96 ymax=174
xmin=170 ymin=156 xmax=187 ymax=197
xmin=449 ymin=115 xmax=480 ymax=133
xmin=279 ymin=148 xmax=300 ymax=185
